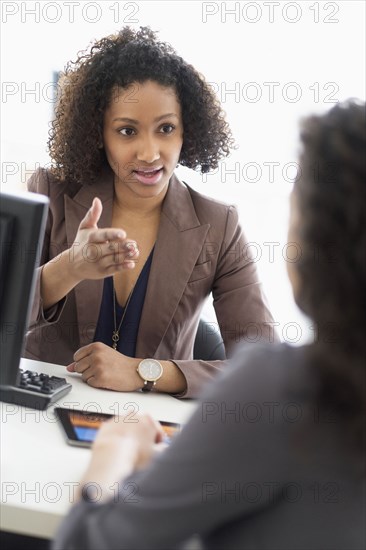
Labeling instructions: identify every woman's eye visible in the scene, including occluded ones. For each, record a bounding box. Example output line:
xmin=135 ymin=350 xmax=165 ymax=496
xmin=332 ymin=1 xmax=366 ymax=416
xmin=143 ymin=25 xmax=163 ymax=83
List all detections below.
xmin=119 ymin=128 xmax=135 ymax=136
xmin=160 ymin=124 xmax=175 ymax=134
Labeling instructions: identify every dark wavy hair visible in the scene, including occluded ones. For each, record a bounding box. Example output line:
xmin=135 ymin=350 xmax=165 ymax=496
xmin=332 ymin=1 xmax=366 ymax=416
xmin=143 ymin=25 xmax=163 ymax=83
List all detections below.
xmin=294 ymin=100 xmax=366 ymax=460
xmin=48 ymin=26 xmax=234 ymax=184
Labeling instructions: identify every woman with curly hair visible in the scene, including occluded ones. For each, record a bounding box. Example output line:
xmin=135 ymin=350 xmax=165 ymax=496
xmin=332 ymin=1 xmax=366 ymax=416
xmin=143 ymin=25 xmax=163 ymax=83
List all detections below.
xmin=26 ymin=26 xmax=277 ymax=397
xmin=53 ymin=100 xmax=365 ymax=549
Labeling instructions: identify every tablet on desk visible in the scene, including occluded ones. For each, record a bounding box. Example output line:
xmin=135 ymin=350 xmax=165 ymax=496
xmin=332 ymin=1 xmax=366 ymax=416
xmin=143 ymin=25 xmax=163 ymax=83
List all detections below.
xmin=55 ymin=407 xmax=181 ymax=448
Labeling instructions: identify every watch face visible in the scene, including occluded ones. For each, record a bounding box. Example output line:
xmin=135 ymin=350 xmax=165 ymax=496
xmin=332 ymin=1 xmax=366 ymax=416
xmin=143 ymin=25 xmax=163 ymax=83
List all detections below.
xmin=139 ymin=359 xmax=163 ymax=382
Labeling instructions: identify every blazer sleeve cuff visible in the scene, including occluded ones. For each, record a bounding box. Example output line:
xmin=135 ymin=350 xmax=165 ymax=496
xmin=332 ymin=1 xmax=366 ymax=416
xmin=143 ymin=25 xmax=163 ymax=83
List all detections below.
xmin=28 ymin=265 xmax=67 ymax=330
xmin=170 ymin=359 xmax=227 ymax=399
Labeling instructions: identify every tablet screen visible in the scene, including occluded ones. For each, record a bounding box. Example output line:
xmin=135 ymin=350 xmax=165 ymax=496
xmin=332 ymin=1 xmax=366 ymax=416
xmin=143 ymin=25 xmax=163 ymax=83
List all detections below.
xmin=55 ymin=407 xmax=181 ymax=447
xmin=70 ymin=411 xmax=110 ymax=442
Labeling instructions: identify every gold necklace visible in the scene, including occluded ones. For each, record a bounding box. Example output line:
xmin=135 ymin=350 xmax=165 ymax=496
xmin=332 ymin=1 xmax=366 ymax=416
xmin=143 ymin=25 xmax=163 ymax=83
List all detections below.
xmin=112 ymin=284 xmax=134 ymax=350
xmin=111 ymin=245 xmax=154 ymax=350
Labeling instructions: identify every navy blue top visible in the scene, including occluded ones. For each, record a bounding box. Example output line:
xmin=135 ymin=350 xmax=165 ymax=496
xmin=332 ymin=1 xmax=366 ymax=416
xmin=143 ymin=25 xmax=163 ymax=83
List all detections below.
xmin=93 ymin=249 xmax=154 ymax=357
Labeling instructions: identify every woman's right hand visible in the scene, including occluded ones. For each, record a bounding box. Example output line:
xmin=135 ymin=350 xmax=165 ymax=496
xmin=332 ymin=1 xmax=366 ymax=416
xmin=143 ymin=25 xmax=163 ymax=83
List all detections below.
xmin=40 ymin=197 xmax=138 ymax=311
xmin=77 ymin=414 xmax=165 ymax=503
xmin=68 ymin=197 xmax=139 ymax=284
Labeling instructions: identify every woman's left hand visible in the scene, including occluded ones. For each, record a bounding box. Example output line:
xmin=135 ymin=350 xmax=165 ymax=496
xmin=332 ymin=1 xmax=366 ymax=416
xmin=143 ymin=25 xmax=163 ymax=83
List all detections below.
xmin=66 ymin=342 xmax=142 ymax=391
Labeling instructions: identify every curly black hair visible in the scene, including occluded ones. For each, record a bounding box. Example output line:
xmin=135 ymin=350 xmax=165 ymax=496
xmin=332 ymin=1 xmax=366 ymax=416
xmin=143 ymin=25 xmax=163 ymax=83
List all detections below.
xmin=294 ymin=100 xmax=366 ymax=460
xmin=48 ymin=26 xmax=234 ymax=184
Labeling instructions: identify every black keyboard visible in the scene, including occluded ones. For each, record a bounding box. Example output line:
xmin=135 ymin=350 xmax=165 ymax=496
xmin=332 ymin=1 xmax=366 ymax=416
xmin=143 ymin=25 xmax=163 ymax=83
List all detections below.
xmin=0 ymin=368 xmax=72 ymax=410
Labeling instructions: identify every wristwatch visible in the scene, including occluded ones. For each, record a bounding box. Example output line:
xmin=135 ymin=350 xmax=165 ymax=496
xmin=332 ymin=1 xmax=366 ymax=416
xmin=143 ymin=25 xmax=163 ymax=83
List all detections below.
xmin=137 ymin=359 xmax=163 ymax=392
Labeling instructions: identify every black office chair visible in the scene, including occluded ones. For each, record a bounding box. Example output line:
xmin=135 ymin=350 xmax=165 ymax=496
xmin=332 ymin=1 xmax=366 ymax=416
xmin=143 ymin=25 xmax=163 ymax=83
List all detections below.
xmin=193 ymin=318 xmax=226 ymax=361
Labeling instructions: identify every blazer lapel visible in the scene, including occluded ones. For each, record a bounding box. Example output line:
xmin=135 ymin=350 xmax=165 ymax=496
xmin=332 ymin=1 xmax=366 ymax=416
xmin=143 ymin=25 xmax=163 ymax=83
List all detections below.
xmin=136 ymin=174 xmax=210 ymax=358
xmin=64 ymin=168 xmax=114 ymax=348
xmin=64 ymin=170 xmax=209 ymax=354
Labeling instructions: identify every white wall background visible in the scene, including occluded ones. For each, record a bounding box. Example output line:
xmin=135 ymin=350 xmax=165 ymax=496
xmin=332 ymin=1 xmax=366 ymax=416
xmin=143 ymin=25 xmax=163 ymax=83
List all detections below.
xmin=1 ymin=1 xmax=365 ymax=344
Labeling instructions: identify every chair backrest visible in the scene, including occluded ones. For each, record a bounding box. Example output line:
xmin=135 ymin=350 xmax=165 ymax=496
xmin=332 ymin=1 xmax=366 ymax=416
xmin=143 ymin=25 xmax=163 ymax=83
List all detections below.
xmin=193 ymin=318 xmax=226 ymax=361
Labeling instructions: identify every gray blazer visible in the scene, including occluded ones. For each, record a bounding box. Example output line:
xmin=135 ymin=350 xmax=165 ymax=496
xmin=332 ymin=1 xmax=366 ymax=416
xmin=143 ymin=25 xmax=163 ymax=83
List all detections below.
xmin=53 ymin=343 xmax=365 ymax=549
xmin=26 ymin=167 xmax=277 ymax=397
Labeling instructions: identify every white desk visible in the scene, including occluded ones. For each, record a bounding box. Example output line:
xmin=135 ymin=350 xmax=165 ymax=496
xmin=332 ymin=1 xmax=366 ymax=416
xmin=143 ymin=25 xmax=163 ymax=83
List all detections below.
xmin=0 ymin=358 xmax=197 ymax=539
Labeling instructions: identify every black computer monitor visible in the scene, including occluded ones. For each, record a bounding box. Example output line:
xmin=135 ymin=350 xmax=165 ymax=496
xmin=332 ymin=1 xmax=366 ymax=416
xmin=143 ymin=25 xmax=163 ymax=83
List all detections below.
xmin=0 ymin=191 xmax=49 ymax=386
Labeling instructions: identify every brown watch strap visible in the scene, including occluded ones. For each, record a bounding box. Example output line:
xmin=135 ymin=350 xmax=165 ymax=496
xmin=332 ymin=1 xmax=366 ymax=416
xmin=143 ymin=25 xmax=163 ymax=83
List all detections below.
xmin=141 ymin=380 xmax=154 ymax=392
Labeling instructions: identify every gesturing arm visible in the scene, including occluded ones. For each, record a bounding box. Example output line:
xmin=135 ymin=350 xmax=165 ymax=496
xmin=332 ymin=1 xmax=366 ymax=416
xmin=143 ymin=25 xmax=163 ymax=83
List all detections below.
xmin=26 ymin=169 xmax=138 ymax=327
xmin=41 ymin=198 xmax=137 ymax=311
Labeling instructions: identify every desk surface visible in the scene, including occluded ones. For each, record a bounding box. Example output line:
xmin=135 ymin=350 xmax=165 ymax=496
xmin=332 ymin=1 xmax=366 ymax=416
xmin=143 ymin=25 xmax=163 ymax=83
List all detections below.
xmin=0 ymin=358 xmax=197 ymax=539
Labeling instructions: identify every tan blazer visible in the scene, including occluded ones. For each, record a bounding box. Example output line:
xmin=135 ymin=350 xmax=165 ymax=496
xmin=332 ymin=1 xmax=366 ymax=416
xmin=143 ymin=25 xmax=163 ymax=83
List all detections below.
xmin=26 ymin=167 xmax=278 ymax=397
